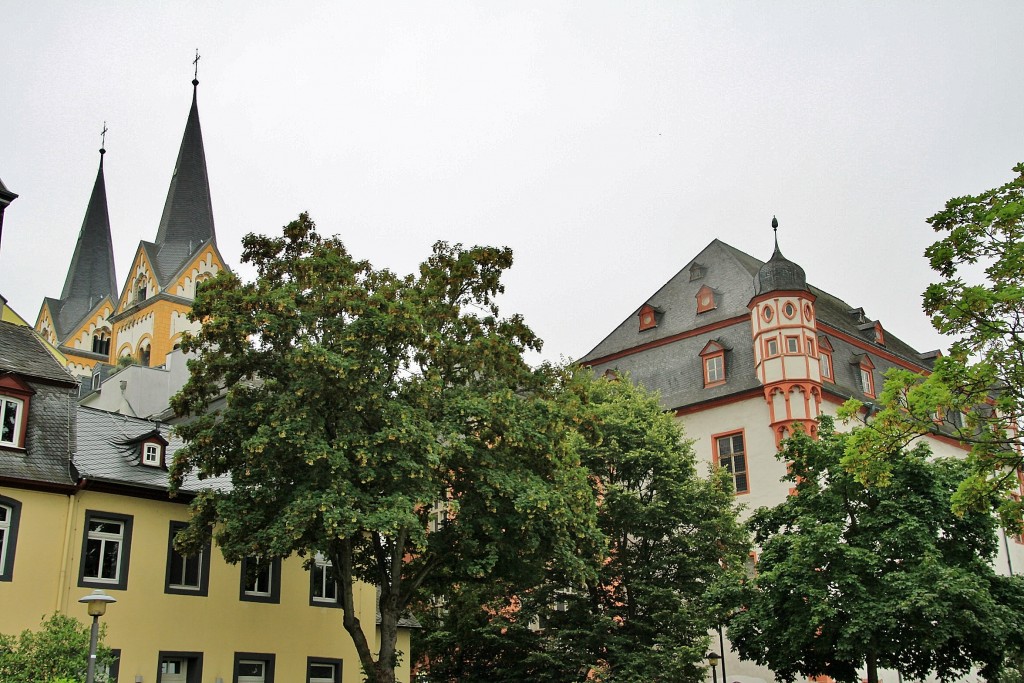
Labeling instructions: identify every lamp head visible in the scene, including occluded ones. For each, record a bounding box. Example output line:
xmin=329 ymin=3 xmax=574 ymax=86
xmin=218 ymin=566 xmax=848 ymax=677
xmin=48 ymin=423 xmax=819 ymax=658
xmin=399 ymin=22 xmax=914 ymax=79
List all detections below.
xmin=78 ymin=589 xmax=117 ymax=617
xmin=706 ymin=652 xmax=722 ymax=668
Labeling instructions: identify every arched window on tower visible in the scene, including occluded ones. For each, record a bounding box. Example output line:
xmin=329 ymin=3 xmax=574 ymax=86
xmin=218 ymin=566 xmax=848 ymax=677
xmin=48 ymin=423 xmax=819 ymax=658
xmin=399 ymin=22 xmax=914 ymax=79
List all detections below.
xmin=138 ymin=342 xmax=152 ymax=368
xmin=135 ymin=276 xmax=148 ymax=304
xmin=91 ymin=328 xmax=111 ymax=356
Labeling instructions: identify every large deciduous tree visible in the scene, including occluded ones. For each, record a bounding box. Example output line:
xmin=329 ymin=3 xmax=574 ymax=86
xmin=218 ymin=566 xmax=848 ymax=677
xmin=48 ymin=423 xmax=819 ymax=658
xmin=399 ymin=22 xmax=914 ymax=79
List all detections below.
xmin=416 ymin=372 xmax=749 ymax=682
xmin=170 ymin=214 xmax=602 ymax=683
xmin=730 ymin=417 xmax=1024 ymax=683
xmin=841 ymin=163 xmax=1024 ymax=526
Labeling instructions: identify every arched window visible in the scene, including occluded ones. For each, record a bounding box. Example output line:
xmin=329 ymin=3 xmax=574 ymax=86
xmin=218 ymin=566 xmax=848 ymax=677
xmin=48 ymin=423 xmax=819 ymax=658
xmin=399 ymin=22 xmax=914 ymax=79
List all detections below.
xmin=135 ymin=276 xmax=148 ymax=303
xmin=138 ymin=342 xmax=152 ymax=367
xmin=92 ymin=328 xmax=111 ymax=355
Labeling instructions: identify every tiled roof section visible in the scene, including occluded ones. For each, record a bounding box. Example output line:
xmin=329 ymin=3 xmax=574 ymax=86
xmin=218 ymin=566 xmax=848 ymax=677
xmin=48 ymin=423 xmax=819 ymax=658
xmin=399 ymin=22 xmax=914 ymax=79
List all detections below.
xmin=55 ymin=154 xmax=117 ymax=340
xmin=75 ymin=406 xmax=230 ymax=494
xmin=152 ymin=83 xmax=216 ymax=284
xmin=0 ymin=321 xmax=77 ymax=385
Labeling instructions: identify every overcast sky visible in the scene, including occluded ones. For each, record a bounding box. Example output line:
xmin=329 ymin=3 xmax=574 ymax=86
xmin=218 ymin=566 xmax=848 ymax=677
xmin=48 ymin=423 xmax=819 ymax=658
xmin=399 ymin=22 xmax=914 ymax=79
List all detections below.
xmin=2 ymin=2 xmax=1021 ymax=365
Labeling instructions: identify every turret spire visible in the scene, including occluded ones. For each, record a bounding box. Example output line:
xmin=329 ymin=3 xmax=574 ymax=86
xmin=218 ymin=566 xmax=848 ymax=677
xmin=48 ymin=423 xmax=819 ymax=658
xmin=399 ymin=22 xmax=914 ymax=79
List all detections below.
xmin=152 ymin=57 xmax=216 ymax=280
xmin=55 ymin=141 xmax=118 ymax=336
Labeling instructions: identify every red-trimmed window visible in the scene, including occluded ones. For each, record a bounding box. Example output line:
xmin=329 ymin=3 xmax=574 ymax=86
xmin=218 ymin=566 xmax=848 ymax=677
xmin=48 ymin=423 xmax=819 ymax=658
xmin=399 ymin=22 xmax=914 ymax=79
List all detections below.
xmin=782 ymin=302 xmax=796 ymax=319
xmin=806 ymin=336 xmax=817 ymax=357
xmin=696 ymin=285 xmax=717 ymax=314
xmin=700 ymin=340 xmax=726 ymax=387
xmin=638 ymin=304 xmax=660 ymax=332
xmin=859 ymin=356 xmax=876 ymax=397
xmin=873 ymin=321 xmax=885 ymax=346
xmin=818 ymin=336 xmax=834 ymax=383
xmin=0 ymin=374 xmax=33 ymax=451
xmin=765 ymin=338 xmax=780 ymax=357
xmin=714 ymin=431 xmax=748 ymax=494
xmin=785 ymin=336 xmax=800 ymax=354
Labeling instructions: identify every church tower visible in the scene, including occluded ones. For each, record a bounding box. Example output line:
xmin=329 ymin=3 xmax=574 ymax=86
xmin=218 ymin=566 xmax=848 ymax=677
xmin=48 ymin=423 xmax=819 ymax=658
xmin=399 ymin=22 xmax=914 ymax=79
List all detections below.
xmin=108 ymin=67 xmax=227 ymax=368
xmin=748 ymin=218 xmax=823 ymax=445
xmin=35 ymin=141 xmax=118 ymax=379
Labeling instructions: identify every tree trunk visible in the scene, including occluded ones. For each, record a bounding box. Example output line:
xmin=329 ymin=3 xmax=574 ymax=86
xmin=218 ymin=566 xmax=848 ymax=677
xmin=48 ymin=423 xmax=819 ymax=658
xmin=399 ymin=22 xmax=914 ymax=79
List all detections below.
xmin=866 ymin=650 xmax=879 ymax=683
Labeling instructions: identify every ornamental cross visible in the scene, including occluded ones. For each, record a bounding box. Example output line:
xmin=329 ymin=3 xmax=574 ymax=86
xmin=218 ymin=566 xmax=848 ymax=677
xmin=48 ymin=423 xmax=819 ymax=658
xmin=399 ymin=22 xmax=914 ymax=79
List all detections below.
xmin=193 ymin=49 xmax=201 ymax=79
xmin=100 ymin=121 xmax=108 ymax=148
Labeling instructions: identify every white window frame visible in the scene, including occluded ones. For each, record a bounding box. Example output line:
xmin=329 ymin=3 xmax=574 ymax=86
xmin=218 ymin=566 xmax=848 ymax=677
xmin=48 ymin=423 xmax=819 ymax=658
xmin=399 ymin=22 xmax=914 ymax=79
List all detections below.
xmin=237 ymin=659 xmax=267 ymax=683
xmin=308 ymin=662 xmax=337 ymax=683
xmin=0 ymin=505 xmax=10 ymax=577
xmin=84 ymin=517 xmax=125 ymax=584
xmin=311 ymin=553 xmax=338 ymax=604
xmin=0 ymin=396 xmax=24 ymax=447
xmin=705 ymin=355 xmax=724 ymax=384
xmin=143 ymin=442 xmax=161 ymax=466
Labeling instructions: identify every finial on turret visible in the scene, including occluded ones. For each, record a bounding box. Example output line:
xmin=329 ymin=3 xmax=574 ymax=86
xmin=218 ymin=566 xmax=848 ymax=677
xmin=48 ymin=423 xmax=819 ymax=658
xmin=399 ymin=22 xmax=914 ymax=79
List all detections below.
xmin=192 ymin=49 xmax=201 ymax=87
xmin=772 ymin=215 xmax=779 ymax=250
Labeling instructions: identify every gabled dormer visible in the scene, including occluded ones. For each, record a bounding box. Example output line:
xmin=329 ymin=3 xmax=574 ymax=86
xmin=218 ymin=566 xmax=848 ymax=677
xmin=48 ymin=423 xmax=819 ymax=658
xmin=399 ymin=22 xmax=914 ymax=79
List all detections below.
xmin=696 ymin=284 xmax=717 ymax=314
xmin=699 ymin=339 xmax=729 ymax=388
xmin=118 ymin=429 xmax=170 ymax=469
xmin=0 ymin=373 xmax=34 ymax=451
xmin=638 ymin=304 xmax=663 ymax=332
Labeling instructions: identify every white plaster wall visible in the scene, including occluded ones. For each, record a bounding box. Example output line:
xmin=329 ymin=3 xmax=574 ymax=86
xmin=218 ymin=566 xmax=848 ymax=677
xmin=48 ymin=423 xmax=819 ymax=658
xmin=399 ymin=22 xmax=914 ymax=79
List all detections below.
xmin=173 ymin=251 xmax=220 ymax=297
xmin=114 ymin=312 xmax=155 ymax=356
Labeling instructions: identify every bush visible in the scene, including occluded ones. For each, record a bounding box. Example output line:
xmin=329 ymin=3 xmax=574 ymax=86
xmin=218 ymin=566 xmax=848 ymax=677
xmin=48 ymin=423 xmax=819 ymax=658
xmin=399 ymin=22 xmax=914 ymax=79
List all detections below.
xmin=0 ymin=613 xmax=115 ymax=683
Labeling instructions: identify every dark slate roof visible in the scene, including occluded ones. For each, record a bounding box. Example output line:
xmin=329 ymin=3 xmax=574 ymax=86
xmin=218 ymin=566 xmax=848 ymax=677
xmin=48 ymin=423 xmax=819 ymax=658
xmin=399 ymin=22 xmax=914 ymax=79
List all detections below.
xmin=754 ymin=242 xmax=807 ymax=295
xmin=52 ymin=153 xmax=117 ymax=340
xmin=0 ymin=322 xmax=77 ymax=487
xmin=579 ymin=239 xmax=938 ymax=412
xmin=152 ymin=82 xmax=217 ymax=284
xmin=75 ymin=405 xmax=229 ymax=494
xmin=0 ymin=321 xmax=78 ymax=385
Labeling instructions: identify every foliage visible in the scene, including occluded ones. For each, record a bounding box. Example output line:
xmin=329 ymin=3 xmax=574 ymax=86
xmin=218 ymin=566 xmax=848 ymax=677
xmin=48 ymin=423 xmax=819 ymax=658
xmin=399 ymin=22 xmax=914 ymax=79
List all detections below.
xmin=170 ymin=214 xmax=603 ymax=683
xmin=415 ymin=372 xmax=750 ymax=682
xmin=0 ymin=613 xmax=116 ymax=683
xmin=730 ymin=417 xmax=1024 ymax=683
xmin=841 ymin=163 xmax=1024 ymax=526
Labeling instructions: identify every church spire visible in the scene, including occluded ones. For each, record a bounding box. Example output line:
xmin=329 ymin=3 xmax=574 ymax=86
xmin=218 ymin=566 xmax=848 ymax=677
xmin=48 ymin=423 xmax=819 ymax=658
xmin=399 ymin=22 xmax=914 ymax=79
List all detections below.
xmin=56 ymin=138 xmax=117 ymax=335
xmin=152 ymin=56 xmax=216 ymax=280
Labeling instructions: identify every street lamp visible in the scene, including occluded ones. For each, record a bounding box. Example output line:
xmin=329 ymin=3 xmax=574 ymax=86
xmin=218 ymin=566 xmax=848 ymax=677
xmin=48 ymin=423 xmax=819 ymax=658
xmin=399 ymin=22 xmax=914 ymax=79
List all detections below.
xmin=706 ymin=651 xmax=722 ymax=683
xmin=78 ymin=589 xmax=116 ymax=683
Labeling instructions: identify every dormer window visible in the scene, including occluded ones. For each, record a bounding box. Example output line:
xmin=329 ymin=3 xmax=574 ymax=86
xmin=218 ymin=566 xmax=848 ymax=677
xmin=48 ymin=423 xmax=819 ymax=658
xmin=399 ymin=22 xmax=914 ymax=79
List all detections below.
xmin=0 ymin=374 xmax=33 ymax=451
xmin=700 ymin=340 xmax=728 ymax=387
xmin=1 ymin=397 xmax=25 ymax=449
xmin=696 ymin=285 xmax=717 ymax=314
xmin=142 ymin=442 xmax=162 ymax=467
xmin=873 ymin=321 xmax=885 ymax=346
xmin=689 ymin=263 xmax=706 ymax=281
xmin=857 ymin=355 xmax=876 ymax=397
xmin=818 ymin=336 xmax=834 ymax=383
xmin=638 ymin=304 xmax=662 ymax=332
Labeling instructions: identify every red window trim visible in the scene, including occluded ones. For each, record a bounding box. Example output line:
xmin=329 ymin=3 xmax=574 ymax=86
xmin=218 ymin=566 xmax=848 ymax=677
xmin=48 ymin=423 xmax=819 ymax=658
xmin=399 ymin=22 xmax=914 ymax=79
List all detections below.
xmin=712 ymin=428 xmax=749 ymax=495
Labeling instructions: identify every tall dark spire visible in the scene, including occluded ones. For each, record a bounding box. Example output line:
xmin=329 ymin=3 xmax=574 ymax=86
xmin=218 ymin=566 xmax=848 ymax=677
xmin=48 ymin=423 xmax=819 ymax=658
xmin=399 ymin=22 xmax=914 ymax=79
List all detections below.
xmin=56 ymin=141 xmax=118 ymax=336
xmin=152 ymin=60 xmax=216 ymax=280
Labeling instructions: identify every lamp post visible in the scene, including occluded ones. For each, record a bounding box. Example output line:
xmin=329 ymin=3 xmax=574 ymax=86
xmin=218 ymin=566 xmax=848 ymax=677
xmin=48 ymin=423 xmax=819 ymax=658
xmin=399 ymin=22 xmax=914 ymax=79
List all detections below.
xmin=78 ymin=589 xmax=116 ymax=683
xmin=706 ymin=651 xmax=721 ymax=683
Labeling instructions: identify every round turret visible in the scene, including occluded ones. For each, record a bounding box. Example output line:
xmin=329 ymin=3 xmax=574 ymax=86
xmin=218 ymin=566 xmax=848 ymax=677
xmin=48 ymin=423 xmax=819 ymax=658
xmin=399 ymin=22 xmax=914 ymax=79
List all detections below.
xmin=754 ymin=216 xmax=807 ymax=295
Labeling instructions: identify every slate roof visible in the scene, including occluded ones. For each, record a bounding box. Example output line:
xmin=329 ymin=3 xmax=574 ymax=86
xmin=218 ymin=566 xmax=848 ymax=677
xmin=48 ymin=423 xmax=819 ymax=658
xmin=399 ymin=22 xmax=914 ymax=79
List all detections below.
xmin=151 ymin=82 xmax=217 ymax=284
xmin=0 ymin=321 xmax=77 ymax=487
xmin=76 ymin=405 xmax=230 ymax=494
xmin=0 ymin=175 xmax=17 ymax=206
xmin=579 ymin=239 xmax=939 ymax=412
xmin=50 ymin=153 xmax=117 ymax=341
xmin=0 ymin=321 xmax=78 ymax=385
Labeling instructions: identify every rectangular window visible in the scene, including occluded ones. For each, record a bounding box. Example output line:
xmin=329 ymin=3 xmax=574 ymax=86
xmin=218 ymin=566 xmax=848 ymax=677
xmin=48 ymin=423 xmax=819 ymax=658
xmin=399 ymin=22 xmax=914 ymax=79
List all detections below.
xmin=165 ymin=522 xmax=211 ymax=596
xmin=234 ymin=653 xmax=275 ymax=683
xmin=861 ymin=367 xmax=875 ymax=397
xmin=79 ymin=511 xmax=133 ymax=590
xmin=806 ymin=337 xmax=816 ymax=357
xmin=765 ymin=338 xmax=779 ymax=357
xmin=704 ymin=354 xmax=725 ymax=386
xmin=307 ymin=658 xmax=342 ymax=683
xmin=0 ymin=496 xmax=22 ymax=581
xmin=310 ymin=553 xmax=339 ymax=606
xmin=715 ymin=432 xmax=749 ymax=494
xmin=143 ymin=443 xmax=161 ymax=466
xmin=240 ymin=557 xmax=281 ymax=603
xmin=820 ymin=352 xmax=833 ymax=381
xmin=785 ymin=336 xmax=800 ymax=354
xmin=1 ymin=397 xmax=23 ymax=447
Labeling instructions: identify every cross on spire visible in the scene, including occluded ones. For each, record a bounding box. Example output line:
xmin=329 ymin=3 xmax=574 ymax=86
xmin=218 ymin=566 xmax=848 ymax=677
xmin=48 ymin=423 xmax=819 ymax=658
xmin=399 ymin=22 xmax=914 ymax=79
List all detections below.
xmin=192 ymin=49 xmax=201 ymax=87
xmin=100 ymin=121 xmax=108 ymax=155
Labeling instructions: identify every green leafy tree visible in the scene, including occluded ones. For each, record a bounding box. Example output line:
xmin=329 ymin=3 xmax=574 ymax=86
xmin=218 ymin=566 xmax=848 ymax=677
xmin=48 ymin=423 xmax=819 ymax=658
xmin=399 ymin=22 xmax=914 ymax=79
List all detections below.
xmin=730 ymin=417 xmax=1024 ymax=683
xmin=841 ymin=163 xmax=1024 ymax=526
xmin=170 ymin=214 xmax=602 ymax=683
xmin=0 ymin=613 xmax=116 ymax=683
xmin=416 ymin=372 xmax=750 ymax=682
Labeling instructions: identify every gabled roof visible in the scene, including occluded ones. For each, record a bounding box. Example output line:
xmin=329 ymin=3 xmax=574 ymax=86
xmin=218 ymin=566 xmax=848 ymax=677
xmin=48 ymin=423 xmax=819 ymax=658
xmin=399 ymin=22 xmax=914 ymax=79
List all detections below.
xmin=0 ymin=321 xmax=77 ymax=385
xmin=152 ymin=81 xmax=217 ymax=282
